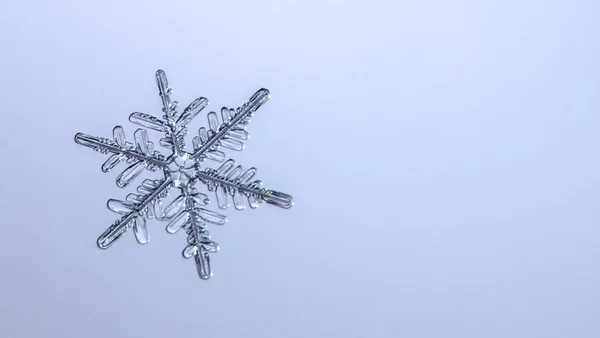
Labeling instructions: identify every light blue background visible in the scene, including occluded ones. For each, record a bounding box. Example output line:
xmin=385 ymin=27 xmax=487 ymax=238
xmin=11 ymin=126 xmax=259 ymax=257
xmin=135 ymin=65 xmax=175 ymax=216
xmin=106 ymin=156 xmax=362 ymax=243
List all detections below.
xmin=1 ymin=1 xmax=599 ymax=337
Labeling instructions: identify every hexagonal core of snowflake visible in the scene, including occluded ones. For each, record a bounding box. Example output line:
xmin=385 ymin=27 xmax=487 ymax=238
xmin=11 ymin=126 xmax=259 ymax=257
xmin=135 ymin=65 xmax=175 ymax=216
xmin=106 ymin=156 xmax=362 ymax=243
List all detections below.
xmin=168 ymin=152 xmax=196 ymax=187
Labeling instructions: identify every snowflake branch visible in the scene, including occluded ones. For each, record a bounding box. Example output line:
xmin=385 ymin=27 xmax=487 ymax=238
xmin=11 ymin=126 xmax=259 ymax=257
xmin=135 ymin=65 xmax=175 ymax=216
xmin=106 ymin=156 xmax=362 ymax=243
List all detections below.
xmin=189 ymin=221 xmax=218 ymax=280
xmin=155 ymin=69 xmax=189 ymax=155
xmin=183 ymin=185 xmax=219 ymax=280
xmin=161 ymin=186 xmax=223 ymax=279
xmin=197 ymin=159 xmax=293 ymax=210
xmin=74 ymin=130 xmax=169 ymax=169
xmin=97 ymin=177 xmax=172 ymax=249
xmin=191 ymin=88 xmax=270 ymax=161
xmin=156 ymin=69 xmax=178 ymax=121
xmin=158 ymin=96 xmax=209 ymax=155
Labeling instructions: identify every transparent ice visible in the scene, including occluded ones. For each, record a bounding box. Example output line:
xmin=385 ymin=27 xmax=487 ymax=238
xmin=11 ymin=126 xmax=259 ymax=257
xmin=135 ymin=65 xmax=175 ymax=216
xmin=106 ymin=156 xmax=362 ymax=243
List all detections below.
xmin=74 ymin=70 xmax=293 ymax=280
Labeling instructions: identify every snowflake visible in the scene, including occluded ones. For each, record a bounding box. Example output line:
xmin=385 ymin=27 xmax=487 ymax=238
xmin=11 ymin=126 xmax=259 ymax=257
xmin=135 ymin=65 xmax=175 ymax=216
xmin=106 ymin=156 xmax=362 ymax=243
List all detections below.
xmin=74 ymin=69 xmax=293 ymax=280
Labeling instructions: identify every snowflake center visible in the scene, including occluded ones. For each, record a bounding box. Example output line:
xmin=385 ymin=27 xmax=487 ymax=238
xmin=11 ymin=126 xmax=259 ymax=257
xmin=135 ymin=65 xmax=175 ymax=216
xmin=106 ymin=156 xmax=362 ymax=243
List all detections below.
xmin=167 ymin=152 xmax=196 ymax=187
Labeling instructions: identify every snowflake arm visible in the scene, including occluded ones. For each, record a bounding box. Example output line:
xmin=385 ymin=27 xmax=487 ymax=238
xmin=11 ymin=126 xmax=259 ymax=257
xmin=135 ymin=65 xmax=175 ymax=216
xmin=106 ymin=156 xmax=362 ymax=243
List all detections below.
xmin=156 ymin=69 xmax=208 ymax=155
xmin=162 ymin=186 xmax=225 ymax=279
xmin=74 ymin=126 xmax=169 ymax=187
xmin=156 ymin=68 xmax=179 ymax=123
xmin=181 ymin=186 xmax=220 ymax=280
xmin=98 ymin=177 xmax=172 ymax=249
xmin=191 ymin=88 xmax=270 ymax=161
xmin=129 ymin=70 xmax=209 ymax=155
xmin=197 ymin=159 xmax=294 ymax=210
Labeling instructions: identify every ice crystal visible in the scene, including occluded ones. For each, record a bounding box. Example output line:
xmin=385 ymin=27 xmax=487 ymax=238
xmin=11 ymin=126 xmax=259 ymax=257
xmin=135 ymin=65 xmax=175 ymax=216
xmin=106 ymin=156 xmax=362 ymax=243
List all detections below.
xmin=75 ymin=70 xmax=293 ymax=280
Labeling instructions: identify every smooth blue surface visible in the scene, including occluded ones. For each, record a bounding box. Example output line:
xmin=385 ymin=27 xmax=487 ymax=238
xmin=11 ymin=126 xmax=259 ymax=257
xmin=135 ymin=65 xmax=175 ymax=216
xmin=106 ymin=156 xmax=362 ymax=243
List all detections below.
xmin=0 ymin=1 xmax=599 ymax=337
